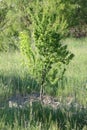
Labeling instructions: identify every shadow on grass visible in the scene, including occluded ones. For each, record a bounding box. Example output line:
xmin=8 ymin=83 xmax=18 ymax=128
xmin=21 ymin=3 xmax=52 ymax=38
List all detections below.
xmin=0 ymin=72 xmax=40 ymax=96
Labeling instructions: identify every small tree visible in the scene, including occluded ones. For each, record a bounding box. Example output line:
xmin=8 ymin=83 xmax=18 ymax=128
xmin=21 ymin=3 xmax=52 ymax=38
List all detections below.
xmin=20 ymin=0 xmax=74 ymax=98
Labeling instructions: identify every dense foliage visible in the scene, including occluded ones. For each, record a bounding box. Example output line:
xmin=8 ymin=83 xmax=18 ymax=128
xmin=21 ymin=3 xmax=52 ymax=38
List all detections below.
xmin=19 ymin=0 xmax=74 ymax=95
xmin=0 ymin=0 xmax=20 ymax=51
xmin=0 ymin=0 xmax=87 ymax=51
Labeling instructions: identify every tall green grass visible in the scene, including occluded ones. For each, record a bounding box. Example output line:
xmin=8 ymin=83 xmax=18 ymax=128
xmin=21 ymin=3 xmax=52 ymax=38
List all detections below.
xmin=0 ymin=102 xmax=87 ymax=130
xmin=0 ymin=51 xmax=39 ymax=98
xmin=54 ymin=38 xmax=87 ymax=104
xmin=0 ymin=104 xmax=58 ymax=130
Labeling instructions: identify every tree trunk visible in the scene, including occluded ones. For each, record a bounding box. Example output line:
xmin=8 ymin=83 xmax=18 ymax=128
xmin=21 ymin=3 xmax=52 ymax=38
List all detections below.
xmin=40 ymin=65 xmax=46 ymax=100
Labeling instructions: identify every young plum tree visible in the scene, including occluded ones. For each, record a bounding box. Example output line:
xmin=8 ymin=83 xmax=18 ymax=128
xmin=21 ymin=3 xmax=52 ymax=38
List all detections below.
xmin=20 ymin=0 xmax=74 ymax=98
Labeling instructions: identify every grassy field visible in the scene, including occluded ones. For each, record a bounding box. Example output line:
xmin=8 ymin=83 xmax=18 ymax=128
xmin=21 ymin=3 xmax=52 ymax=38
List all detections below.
xmin=57 ymin=38 xmax=87 ymax=104
xmin=0 ymin=38 xmax=87 ymax=129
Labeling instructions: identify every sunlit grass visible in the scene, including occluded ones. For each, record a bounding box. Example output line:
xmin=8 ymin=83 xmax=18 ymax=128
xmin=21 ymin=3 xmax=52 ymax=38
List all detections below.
xmin=56 ymin=38 xmax=87 ymax=104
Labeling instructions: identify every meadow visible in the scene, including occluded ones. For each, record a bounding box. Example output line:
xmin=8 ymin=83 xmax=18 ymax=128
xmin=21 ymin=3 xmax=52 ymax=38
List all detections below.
xmin=0 ymin=38 xmax=87 ymax=130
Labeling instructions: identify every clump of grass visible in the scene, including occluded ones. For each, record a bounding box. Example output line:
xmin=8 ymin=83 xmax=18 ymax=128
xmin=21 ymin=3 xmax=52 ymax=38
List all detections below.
xmin=0 ymin=101 xmax=87 ymax=130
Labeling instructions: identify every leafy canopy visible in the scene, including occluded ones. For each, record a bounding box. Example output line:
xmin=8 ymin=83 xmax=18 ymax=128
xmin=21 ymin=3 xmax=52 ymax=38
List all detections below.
xmin=19 ymin=0 xmax=74 ymax=93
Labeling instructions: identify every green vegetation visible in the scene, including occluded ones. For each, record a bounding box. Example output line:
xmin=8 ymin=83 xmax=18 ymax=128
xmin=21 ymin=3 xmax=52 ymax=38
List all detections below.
xmin=19 ymin=0 xmax=74 ymax=97
xmin=0 ymin=0 xmax=87 ymax=52
xmin=0 ymin=38 xmax=87 ymax=129
xmin=0 ymin=38 xmax=87 ymax=99
xmin=0 ymin=104 xmax=87 ymax=130
xmin=0 ymin=0 xmax=87 ymax=129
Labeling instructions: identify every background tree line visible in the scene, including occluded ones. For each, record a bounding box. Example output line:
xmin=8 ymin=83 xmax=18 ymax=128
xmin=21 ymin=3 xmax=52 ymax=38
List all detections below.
xmin=0 ymin=0 xmax=87 ymax=51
